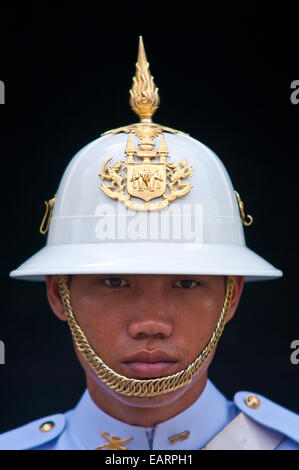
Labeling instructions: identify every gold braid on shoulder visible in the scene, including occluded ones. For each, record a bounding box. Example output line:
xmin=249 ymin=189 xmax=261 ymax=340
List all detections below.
xmin=58 ymin=275 xmax=235 ymax=398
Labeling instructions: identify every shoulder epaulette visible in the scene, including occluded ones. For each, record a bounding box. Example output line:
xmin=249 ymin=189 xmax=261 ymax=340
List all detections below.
xmin=234 ymin=391 xmax=299 ymax=444
xmin=0 ymin=413 xmax=66 ymax=450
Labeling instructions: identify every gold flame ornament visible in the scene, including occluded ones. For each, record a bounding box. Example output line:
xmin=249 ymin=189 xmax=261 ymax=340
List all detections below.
xmin=99 ymin=37 xmax=193 ymax=212
xmin=129 ymin=36 xmax=160 ymax=123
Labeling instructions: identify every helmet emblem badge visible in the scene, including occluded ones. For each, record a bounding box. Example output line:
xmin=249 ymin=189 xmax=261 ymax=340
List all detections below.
xmin=99 ymin=132 xmax=193 ymax=211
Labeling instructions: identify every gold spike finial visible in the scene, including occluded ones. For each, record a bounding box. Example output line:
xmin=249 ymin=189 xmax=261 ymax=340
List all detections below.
xmin=129 ymin=36 xmax=160 ymax=123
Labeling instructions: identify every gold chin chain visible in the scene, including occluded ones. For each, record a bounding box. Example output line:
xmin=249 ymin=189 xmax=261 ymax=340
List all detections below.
xmin=58 ymin=275 xmax=235 ymax=398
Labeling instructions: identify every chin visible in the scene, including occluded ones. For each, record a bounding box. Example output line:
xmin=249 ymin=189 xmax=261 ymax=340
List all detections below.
xmin=109 ymin=384 xmax=192 ymax=409
xmin=101 ymin=371 xmax=206 ymax=410
xmin=83 ymin=351 xmax=210 ymax=412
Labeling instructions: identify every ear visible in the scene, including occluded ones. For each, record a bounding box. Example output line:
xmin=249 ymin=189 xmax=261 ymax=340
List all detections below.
xmin=225 ymin=276 xmax=244 ymax=323
xmin=45 ymin=275 xmax=67 ymax=321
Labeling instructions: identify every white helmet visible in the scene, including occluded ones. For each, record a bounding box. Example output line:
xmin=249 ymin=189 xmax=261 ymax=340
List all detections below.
xmin=10 ymin=37 xmax=282 ymax=282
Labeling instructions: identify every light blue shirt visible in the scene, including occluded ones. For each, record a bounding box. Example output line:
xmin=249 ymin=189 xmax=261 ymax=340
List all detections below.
xmin=0 ymin=380 xmax=298 ymax=450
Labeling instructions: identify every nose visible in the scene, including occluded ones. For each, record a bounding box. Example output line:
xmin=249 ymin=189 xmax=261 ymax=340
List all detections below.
xmin=128 ymin=318 xmax=173 ymax=340
xmin=128 ymin=296 xmax=173 ymax=339
xmin=127 ymin=282 xmax=174 ymax=340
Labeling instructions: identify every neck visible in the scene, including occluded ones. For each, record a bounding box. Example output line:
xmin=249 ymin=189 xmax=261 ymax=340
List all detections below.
xmin=86 ymin=370 xmax=208 ymax=427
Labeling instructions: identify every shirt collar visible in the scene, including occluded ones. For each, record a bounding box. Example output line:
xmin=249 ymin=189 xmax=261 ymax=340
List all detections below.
xmin=67 ymin=379 xmax=234 ymax=450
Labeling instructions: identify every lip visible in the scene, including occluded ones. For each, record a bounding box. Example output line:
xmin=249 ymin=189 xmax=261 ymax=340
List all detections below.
xmin=122 ymin=350 xmax=179 ymax=379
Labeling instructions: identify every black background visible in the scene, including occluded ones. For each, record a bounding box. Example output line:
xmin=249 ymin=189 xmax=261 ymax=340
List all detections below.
xmin=0 ymin=5 xmax=298 ymax=434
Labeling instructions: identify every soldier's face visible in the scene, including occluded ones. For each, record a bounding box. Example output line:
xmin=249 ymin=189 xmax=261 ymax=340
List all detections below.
xmin=47 ymin=274 xmax=243 ymax=414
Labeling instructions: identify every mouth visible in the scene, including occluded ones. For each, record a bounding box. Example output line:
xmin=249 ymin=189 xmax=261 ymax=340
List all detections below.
xmin=122 ymin=350 xmax=179 ymax=379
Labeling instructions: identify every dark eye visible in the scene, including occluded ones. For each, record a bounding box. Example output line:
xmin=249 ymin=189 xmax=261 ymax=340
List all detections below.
xmin=102 ymin=277 xmax=128 ymax=288
xmin=173 ymin=279 xmax=200 ymax=289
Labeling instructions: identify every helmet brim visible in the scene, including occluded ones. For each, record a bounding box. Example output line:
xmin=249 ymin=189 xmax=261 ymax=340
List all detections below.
xmin=9 ymin=242 xmax=282 ymax=282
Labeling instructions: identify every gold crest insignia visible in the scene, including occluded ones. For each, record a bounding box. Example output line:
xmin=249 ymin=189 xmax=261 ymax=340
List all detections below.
xmin=99 ymin=37 xmax=193 ymax=211
xmin=99 ymin=133 xmax=193 ymax=211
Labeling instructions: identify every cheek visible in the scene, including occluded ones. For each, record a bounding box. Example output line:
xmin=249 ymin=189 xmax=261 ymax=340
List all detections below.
xmin=71 ymin=292 xmax=127 ymax=355
xmin=179 ymin=295 xmax=223 ymax=344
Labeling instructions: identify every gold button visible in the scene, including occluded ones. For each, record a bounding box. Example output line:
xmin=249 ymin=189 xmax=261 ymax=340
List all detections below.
xmin=39 ymin=421 xmax=55 ymax=432
xmin=245 ymin=394 xmax=261 ymax=409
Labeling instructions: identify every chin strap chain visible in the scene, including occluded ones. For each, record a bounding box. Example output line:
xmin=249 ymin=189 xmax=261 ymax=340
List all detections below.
xmin=58 ymin=275 xmax=235 ymax=398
